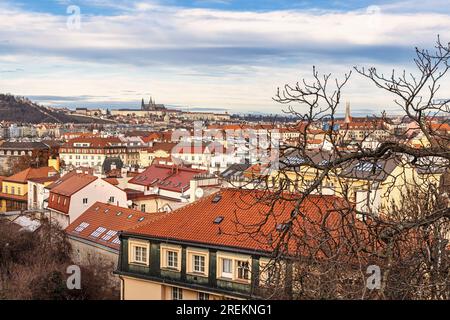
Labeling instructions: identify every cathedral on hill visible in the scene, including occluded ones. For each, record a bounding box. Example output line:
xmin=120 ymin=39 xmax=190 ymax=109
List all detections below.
xmin=141 ymin=96 xmax=166 ymax=111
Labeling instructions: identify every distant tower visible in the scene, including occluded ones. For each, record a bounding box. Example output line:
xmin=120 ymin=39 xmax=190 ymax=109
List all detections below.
xmin=141 ymin=98 xmax=145 ymax=110
xmin=345 ymin=102 xmax=351 ymax=123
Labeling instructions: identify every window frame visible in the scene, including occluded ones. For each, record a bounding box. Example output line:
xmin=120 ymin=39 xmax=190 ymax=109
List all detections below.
xmin=128 ymin=239 xmax=150 ymax=266
xmin=160 ymin=244 xmax=181 ymax=272
xmin=186 ymin=248 xmax=209 ymax=277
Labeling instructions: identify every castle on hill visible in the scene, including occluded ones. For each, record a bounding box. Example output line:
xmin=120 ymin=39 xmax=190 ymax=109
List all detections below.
xmin=141 ymin=96 xmax=166 ymax=111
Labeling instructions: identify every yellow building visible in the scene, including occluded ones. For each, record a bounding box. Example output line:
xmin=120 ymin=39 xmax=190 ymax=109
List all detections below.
xmin=0 ymin=166 xmax=58 ymax=212
xmin=138 ymin=142 xmax=176 ymax=167
xmin=272 ymin=151 xmax=442 ymax=216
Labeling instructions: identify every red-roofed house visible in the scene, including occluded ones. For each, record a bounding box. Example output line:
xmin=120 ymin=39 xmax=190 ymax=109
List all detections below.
xmin=66 ymin=202 xmax=167 ymax=287
xmin=115 ymin=189 xmax=357 ymax=300
xmin=0 ymin=166 xmax=58 ymax=212
xmin=126 ymin=163 xmax=219 ymax=213
xmin=59 ymin=137 xmax=127 ymax=170
xmin=46 ymin=173 xmax=127 ymax=228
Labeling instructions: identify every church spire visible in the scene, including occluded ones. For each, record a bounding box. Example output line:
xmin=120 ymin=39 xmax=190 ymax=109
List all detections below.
xmin=345 ymin=101 xmax=351 ymax=123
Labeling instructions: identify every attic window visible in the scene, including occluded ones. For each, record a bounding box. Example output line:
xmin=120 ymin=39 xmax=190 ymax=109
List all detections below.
xmin=212 ymin=194 xmax=222 ymax=203
xmin=214 ymin=216 xmax=224 ymax=224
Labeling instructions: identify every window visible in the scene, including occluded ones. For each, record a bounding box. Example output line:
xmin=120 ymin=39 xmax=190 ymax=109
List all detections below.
xmin=237 ymin=261 xmax=250 ymax=280
xmin=161 ymin=245 xmax=181 ymax=271
xmin=90 ymin=226 xmax=106 ymax=238
xmin=133 ymin=246 xmax=147 ymax=264
xmin=74 ymin=222 xmax=89 ymax=232
xmin=140 ymin=204 xmax=146 ymax=212
xmin=222 ymin=258 xmax=233 ymax=278
xmin=172 ymin=287 xmax=183 ymax=300
xmin=198 ymin=292 xmax=209 ymax=300
xmin=11 ymin=187 xmax=15 ymax=195
xmin=83 ymin=198 xmax=88 ymax=204
xmin=217 ymin=253 xmax=251 ymax=282
xmin=187 ymin=249 xmax=209 ymax=276
xmin=129 ymin=241 xmax=149 ymax=265
xmin=167 ymin=251 xmax=178 ymax=269
xmin=17 ymin=187 xmax=21 ymax=195
xmin=109 ymin=196 xmax=115 ymax=203
xmin=193 ymin=255 xmax=205 ymax=273
xmin=101 ymin=230 xmax=117 ymax=241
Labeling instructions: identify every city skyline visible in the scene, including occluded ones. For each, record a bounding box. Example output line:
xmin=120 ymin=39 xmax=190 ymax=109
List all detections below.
xmin=1 ymin=0 xmax=450 ymax=113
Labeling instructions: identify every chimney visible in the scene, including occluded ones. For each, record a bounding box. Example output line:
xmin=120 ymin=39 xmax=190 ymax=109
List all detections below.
xmin=190 ymin=179 xmax=198 ymax=203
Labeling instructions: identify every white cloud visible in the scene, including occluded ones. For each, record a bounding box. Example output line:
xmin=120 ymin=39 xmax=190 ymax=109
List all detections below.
xmin=0 ymin=1 xmax=449 ymax=113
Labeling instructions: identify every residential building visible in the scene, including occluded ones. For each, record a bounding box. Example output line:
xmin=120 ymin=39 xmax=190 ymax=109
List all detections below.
xmin=66 ymin=202 xmax=167 ymax=286
xmin=59 ymin=137 xmax=127 ymax=170
xmin=115 ymin=189 xmax=347 ymax=300
xmin=0 ymin=166 xmax=58 ymax=212
xmin=46 ymin=172 xmax=128 ymax=228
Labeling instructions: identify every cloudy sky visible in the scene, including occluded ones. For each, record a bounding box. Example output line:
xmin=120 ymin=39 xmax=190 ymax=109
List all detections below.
xmin=0 ymin=0 xmax=450 ymax=114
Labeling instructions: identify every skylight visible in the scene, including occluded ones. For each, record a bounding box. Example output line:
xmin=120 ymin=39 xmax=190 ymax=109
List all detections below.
xmin=90 ymin=226 xmax=107 ymax=238
xmin=74 ymin=222 xmax=89 ymax=232
xmin=212 ymin=194 xmax=222 ymax=203
xmin=214 ymin=216 xmax=224 ymax=224
xmin=127 ymin=214 xmax=133 ymax=219
xmin=355 ymin=162 xmax=382 ymax=172
xmin=138 ymin=217 xmax=145 ymax=222
xmin=116 ymin=211 xmax=122 ymax=216
xmin=111 ymin=237 xmax=120 ymax=245
xmin=101 ymin=230 xmax=117 ymax=241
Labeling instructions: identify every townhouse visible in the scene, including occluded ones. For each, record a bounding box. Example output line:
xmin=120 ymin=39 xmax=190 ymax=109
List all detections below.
xmin=46 ymin=172 xmax=128 ymax=228
xmin=0 ymin=166 xmax=58 ymax=212
xmin=126 ymin=163 xmax=219 ymax=213
xmin=138 ymin=142 xmax=177 ymax=167
xmin=59 ymin=137 xmax=127 ymax=170
xmin=115 ymin=189 xmax=350 ymax=300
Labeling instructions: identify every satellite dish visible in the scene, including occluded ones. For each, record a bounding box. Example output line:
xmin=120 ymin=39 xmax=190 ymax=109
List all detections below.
xmin=127 ymin=200 xmax=133 ymax=207
xmin=195 ymin=188 xmax=204 ymax=199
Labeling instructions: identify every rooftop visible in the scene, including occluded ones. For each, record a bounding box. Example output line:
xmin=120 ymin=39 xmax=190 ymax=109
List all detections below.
xmin=66 ymin=202 xmax=167 ymax=251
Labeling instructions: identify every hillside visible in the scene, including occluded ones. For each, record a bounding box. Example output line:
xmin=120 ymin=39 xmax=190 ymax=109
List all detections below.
xmin=0 ymin=94 xmax=114 ymax=124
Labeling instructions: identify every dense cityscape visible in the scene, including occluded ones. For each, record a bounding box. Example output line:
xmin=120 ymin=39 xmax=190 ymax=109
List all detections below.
xmin=0 ymin=0 xmax=449 ymax=311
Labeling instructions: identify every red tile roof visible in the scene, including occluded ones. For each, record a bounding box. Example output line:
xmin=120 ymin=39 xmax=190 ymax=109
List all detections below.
xmin=128 ymin=164 xmax=205 ymax=192
xmin=144 ymin=142 xmax=177 ymax=153
xmin=4 ymin=167 xmax=58 ymax=183
xmin=66 ymin=202 xmax=167 ymax=250
xmin=48 ymin=173 xmax=97 ymax=196
xmin=64 ymin=137 xmax=122 ymax=148
xmin=125 ymin=189 xmax=357 ymax=255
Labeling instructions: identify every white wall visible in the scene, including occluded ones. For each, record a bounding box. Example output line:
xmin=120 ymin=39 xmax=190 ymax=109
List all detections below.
xmin=68 ymin=178 xmax=127 ymax=224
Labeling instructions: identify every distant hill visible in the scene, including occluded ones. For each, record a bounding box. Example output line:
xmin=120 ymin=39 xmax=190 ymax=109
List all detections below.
xmin=0 ymin=94 xmax=114 ymax=124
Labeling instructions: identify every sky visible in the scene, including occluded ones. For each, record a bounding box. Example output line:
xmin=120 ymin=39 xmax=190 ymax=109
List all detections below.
xmin=0 ymin=0 xmax=450 ymax=115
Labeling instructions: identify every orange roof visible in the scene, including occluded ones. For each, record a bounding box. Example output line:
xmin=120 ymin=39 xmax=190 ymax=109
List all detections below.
xmin=49 ymin=173 xmax=97 ymax=196
xmin=103 ymin=178 xmax=119 ymax=186
xmin=66 ymin=202 xmax=167 ymax=250
xmin=144 ymin=142 xmax=177 ymax=153
xmin=64 ymin=137 xmax=122 ymax=148
xmin=124 ymin=189 xmax=353 ymax=254
xmin=4 ymin=166 xmax=58 ymax=183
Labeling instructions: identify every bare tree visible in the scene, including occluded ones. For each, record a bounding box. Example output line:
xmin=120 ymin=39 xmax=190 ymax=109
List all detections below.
xmin=225 ymin=38 xmax=450 ymax=300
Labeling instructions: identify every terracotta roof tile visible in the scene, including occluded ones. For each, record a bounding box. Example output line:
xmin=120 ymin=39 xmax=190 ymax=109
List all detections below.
xmin=125 ymin=189 xmax=354 ymax=254
xmin=66 ymin=202 xmax=167 ymax=250
xmin=4 ymin=166 xmax=58 ymax=183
